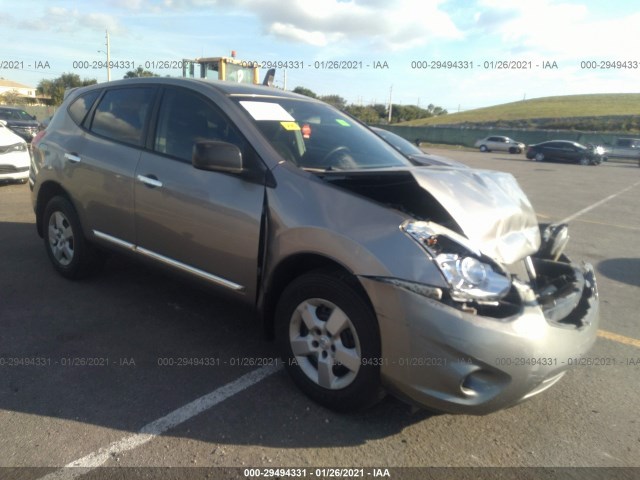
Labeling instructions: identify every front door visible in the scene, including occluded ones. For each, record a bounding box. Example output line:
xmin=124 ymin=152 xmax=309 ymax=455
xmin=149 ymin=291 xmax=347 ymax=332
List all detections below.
xmin=133 ymin=86 xmax=266 ymax=300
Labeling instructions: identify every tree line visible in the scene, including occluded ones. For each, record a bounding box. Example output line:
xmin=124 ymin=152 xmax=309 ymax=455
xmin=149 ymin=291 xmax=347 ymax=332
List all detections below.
xmin=292 ymin=86 xmax=447 ymax=124
xmin=32 ymin=68 xmax=159 ymax=105
xmin=0 ymin=67 xmax=159 ymax=106
xmin=3 ymin=73 xmax=448 ymax=125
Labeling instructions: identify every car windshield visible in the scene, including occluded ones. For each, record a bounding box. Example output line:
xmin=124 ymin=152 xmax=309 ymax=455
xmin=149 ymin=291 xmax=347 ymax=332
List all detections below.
xmin=0 ymin=109 xmax=33 ymax=121
xmin=234 ymin=96 xmax=412 ymax=171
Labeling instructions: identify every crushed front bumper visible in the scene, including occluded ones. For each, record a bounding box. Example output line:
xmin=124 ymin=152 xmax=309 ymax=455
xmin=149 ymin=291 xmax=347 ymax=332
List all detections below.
xmin=359 ymin=259 xmax=599 ymax=415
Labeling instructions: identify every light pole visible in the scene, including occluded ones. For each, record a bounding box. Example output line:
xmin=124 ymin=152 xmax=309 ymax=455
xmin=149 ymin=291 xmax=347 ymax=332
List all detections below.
xmin=106 ymin=30 xmax=111 ymax=81
xmin=387 ymin=85 xmax=393 ymax=124
xmin=98 ymin=30 xmax=111 ymax=82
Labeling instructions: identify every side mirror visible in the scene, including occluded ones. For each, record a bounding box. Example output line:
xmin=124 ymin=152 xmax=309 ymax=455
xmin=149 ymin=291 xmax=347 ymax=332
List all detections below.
xmin=192 ymin=141 xmax=243 ymax=174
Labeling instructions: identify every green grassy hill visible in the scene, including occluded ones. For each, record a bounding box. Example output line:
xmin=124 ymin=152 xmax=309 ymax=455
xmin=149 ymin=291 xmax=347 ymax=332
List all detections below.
xmin=403 ymin=93 xmax=640 ymax=130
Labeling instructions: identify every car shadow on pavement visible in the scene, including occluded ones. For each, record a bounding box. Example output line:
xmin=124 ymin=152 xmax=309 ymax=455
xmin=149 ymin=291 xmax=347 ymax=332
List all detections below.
xmin=597 ymin=258 xmax=640 ymax=287
xmin=0 ymin=221 xmax=436 ymax=453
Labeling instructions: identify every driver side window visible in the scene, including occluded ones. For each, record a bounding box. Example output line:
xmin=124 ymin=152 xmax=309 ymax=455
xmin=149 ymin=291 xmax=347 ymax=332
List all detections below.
xmin=154 ymin=88 xmax=244 ymax=163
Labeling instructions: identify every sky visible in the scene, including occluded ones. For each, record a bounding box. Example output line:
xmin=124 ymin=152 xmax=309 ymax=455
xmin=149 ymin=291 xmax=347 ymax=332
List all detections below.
xmin=1 ymin=0 xmax=640 ymax=112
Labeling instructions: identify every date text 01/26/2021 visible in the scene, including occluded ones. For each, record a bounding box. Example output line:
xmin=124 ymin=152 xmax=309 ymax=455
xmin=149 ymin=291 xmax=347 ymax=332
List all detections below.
xmin=243 ymin=468 xmax=391 ymax=478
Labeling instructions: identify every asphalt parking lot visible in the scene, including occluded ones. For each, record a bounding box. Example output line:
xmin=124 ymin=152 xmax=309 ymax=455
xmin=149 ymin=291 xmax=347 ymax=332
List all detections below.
xmin=1 ymin=150 xmax=639 ymax=480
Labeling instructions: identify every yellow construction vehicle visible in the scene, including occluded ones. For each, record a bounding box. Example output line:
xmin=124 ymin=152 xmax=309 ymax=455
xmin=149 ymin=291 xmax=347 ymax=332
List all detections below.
xmin=182 ymin=52 xmax=261 ymax=84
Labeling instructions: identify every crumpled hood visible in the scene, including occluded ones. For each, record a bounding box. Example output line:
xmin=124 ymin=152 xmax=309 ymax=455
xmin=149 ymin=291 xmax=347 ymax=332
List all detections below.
xmin=411 ymin=167 xmax=540 ymax=265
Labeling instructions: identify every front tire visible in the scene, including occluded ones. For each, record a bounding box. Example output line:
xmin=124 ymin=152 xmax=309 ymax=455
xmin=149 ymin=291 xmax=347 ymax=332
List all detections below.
xmin=534 ymin=152 xmax=544 ymax=162
xmin=275 ymin=270 xmax=384 ymax=411
xmin=43 ymin=196 xmax=103 ymax=279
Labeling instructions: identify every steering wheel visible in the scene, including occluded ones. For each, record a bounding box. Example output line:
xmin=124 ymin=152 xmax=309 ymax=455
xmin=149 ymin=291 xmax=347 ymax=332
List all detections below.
xmin=320 ymin=146 xmax=354 ymax=168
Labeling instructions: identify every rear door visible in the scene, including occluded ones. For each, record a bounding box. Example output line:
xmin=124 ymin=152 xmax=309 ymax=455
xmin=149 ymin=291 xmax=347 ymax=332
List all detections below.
xmin=487 ymin=136 xmax=501 ymax=150
xmin=64 ymin=86 xmax=157 ymax=245
xmin=133 ymin=86 xmax=267 ymax=300
xmin=494 ymin=137 xmax=507 ymax=151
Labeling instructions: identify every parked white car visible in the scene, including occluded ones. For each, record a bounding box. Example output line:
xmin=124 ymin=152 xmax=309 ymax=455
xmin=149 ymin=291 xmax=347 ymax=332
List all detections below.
xmin=0 ymin=120 xmax=30 ymax=184
xmin=475 ymin=136 xmax=525 ymax=154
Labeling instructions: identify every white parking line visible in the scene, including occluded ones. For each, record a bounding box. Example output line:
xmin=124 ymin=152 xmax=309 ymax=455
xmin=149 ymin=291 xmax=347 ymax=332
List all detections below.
xmin=38 ymin=364 xmax=282 ymax=480
xmin=559 ymin=180 xmax=640 ymax=224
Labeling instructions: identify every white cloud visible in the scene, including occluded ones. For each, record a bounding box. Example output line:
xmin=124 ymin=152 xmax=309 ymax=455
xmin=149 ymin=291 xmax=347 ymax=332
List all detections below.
xmin=107 ymin=0 xmax=234 ymax=10
xmin=106 ymin=0 xmax=463 ymax=50
xmin=17 ymin=7 xmax=127 ymax=35
xmin=109 ymin=0 xmax=147 ymax=9
xmin=161 ymin=0 xmax=219 ymax=7
xmin=474 ymin=0 xmax=640 ymax=59
xmin=268 ymin=23 xmax=343 ymax=47
xmin=258 ymin=0 xmax=463 ymax=49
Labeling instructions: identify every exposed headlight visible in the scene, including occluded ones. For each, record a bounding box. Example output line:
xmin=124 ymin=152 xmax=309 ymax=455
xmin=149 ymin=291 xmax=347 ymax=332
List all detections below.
xmin=539 ymin=223 xmax=569 ymax=261
xmin=402 ymin=220 xmax=511 ymax=302
xmin=0 ymin=142 xmax=27 ymax=154
xmin=436 ymin=253 xmax=510 ymax=302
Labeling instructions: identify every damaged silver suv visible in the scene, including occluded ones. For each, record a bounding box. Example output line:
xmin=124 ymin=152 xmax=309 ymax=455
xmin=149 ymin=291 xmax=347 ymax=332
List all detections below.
xmin=30 ymin=78 xmax=599 ymax=414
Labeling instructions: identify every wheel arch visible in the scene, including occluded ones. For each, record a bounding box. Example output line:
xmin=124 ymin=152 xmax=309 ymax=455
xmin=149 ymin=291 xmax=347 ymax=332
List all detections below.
xmin=259 ymin=253 xmax=373 ymax=340
xmin=35 ymin=181 xmax=73 ymax=237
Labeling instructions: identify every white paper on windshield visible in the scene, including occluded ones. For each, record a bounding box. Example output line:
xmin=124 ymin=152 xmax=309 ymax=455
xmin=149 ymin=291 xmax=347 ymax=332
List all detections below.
xmin=240 ymin=101 xmax=295 ymax=121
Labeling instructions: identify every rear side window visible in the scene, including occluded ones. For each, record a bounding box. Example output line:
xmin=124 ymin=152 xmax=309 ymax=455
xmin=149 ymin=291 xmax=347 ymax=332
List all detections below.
xmin=68 ymin=90 xmax=101 ymax=126
xmin=90 ymin=87 xmax=155 ymax=146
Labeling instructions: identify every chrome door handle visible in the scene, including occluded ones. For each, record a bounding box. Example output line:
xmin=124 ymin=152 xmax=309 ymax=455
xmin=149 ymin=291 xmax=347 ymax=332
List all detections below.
xmin=137 ymin=174 xmax=163 ymax=188
xmin=64 ymin=153 xmax=81 ymax=163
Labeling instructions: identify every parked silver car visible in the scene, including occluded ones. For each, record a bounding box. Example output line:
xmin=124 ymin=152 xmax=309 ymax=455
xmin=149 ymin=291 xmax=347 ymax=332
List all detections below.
xmin=601 ymin=138 xmax=640 ymax=165
xmin=30 ymin=78 xmax=599 ymax=414
xmin=475 ymin=135 xmax=525 ymax=153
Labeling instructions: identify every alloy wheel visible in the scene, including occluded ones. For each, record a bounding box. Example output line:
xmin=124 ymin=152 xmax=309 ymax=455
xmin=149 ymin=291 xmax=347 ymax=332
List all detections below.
xmin=289 ymin=298 xmax=361 ymax=390
xmin=48 ymin=211 xmax=74 ymax=266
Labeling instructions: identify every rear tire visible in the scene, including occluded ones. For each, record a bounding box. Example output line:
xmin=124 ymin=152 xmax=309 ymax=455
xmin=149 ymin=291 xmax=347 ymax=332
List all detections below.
xmin=43 ymin=196 xmax=104 ymax=279
xmin=275 ymin=269 xmax=385 ymax=411
xmin=479 ymin=145 xmax=488 ymax=152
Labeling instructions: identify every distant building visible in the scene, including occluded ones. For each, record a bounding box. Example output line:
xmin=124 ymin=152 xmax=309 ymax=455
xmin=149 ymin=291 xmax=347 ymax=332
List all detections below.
xmin=0 ymin=79 xmax=51 ymax=105
xmin=0 ymin=79 xmax=35 ymax=97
